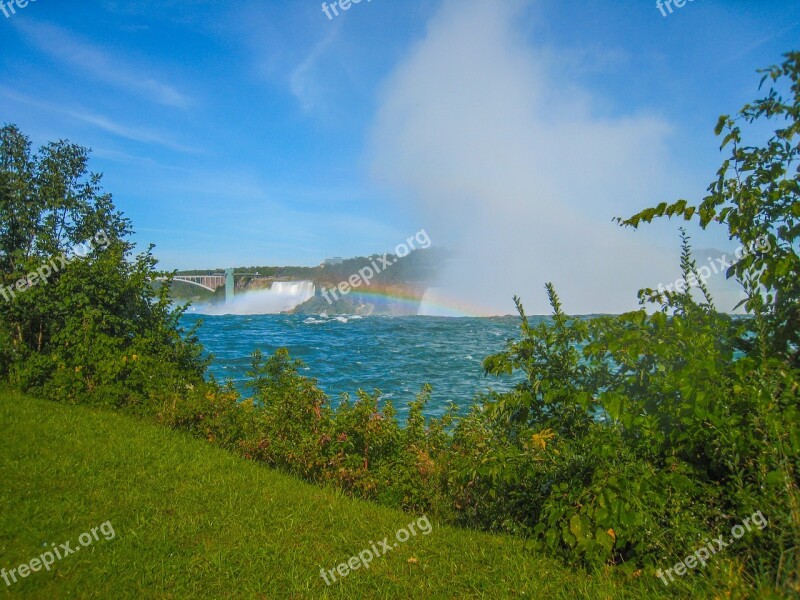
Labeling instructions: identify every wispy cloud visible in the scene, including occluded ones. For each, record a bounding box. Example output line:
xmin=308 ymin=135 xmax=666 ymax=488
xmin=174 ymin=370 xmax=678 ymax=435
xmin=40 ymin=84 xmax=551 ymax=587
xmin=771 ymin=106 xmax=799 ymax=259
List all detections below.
xmin=230 ymin=2 xmax=342 ymax=113
xmin=0 ymin=88 xmax=199 ymax=154
xmin=90 ymin=147 xmax=190 ymax=170
xmin=67 ymin=111 xmax=196 ymax=153
xmin=723 ymin=20 xmax=800 ymax=65
xmin=289 ymin=28 xmax=340 ymax=112
xmin=14 ymin=20 xmax=191 ymax=109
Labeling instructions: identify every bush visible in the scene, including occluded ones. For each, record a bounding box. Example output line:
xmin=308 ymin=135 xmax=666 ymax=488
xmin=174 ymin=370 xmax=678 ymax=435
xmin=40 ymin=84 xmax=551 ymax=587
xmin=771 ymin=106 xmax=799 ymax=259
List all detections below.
xmin=2 ymin=52 xmax=798 ymax=594
xmin=0 ymin=125 xmax=208 ymax=410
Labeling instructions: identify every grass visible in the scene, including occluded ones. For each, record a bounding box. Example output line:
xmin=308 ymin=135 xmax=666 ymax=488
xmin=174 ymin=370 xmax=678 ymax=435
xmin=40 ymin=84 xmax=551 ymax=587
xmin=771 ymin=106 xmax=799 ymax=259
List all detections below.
xmin=0 ymin=389 xmax=737 ymax=598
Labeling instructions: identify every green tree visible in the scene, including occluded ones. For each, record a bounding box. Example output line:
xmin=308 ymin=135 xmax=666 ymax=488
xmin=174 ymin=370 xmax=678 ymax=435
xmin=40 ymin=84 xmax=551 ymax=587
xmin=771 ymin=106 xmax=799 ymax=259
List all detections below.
xmin=0 ymin=124 xmax=207 ymax=406
xmin=620 ymin=52 xmax=800 ymax=366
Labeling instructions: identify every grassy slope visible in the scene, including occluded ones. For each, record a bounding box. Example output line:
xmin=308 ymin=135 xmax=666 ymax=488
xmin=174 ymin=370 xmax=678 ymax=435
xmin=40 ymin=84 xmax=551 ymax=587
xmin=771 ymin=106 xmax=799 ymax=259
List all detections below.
xmin=0 ymin=390 xmax=712 ymax=599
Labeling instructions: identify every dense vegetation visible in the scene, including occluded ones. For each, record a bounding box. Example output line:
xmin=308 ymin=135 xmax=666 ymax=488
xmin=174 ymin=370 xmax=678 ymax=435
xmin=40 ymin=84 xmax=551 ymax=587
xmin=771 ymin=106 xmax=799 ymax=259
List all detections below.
xmin=6 ymin=389 xmax=690 ymax=599
xmin=1 ymin=52 xmax=798 ymax=596
xmin=0 ymin=126 xmax=207 ymax=408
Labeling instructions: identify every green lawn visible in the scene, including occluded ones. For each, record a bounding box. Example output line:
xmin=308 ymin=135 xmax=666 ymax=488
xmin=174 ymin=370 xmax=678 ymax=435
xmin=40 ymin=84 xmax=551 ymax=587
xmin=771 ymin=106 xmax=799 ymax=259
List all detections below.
xmin=0 ymin=389 xmax=723 ymax=598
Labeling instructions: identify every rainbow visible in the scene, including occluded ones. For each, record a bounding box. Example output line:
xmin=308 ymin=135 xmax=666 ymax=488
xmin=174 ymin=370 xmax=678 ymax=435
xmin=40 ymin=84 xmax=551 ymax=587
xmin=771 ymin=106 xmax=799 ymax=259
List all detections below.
xmin=335 ymin=285 xmax=502 ymax=317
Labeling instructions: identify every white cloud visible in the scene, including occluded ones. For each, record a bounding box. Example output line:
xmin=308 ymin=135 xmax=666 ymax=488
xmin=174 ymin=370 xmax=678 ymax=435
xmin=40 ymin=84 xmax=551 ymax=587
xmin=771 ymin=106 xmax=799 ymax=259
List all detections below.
xmin=0 ymin=88 xmax=197 ymax=153
xmin=370 ymin=0 xmax=686 ymax=315
xmin=289 ymin=29 xmax=340 ymax=112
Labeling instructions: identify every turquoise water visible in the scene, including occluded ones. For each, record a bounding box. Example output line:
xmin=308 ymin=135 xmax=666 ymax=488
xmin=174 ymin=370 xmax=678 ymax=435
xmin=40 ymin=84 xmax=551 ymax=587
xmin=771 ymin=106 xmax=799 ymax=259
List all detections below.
xmin=180 ymin=314 xmax=530 ymax=419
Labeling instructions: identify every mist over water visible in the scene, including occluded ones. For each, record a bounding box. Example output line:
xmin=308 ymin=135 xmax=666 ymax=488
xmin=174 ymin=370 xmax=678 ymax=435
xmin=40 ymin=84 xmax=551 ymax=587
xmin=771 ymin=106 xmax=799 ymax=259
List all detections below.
xmin=418 ymin=287 xmax=480 ymax=317
xmin=194 ymin=281 xmax=316 ymax=316
xmin=370 ymin=0 xmax=686 ymax=316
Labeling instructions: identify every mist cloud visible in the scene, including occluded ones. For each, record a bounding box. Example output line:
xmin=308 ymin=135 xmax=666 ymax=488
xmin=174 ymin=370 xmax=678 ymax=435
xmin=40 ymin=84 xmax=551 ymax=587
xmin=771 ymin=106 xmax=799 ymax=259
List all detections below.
xmin=370 ymin=0 xmax=684 ymax=315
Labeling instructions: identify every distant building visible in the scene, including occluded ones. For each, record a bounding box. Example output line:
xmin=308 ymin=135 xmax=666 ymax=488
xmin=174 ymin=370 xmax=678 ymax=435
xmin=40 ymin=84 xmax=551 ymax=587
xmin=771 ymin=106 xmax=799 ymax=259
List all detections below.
xmin=321 ymin=257 xmax=343 ymax=267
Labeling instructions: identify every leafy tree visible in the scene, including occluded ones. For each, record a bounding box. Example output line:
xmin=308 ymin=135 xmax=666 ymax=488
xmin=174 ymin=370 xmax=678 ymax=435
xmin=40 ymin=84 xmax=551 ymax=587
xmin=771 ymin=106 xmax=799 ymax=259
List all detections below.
xmin=620 ymin=52 xmax=800 ymax=366
xmin=0 ymin=124 xmax=206 ymax=406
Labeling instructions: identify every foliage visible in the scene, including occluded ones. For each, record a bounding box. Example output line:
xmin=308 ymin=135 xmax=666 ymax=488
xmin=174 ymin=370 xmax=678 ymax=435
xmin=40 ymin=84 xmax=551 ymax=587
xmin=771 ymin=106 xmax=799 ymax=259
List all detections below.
xmin=2 ymin=51 xmax=799 ymax=596
xmin=620 ymin=51 xmax=800 ymax=367
xmin=5 ymin=388 xmax=722 ymax=599
xmin=236 ymin=349 xmax=453 ymax=513
xmin=0 ymin=124 xmax=208 ymax=408
xmin=438 ymin=54 xmax=799 ymax=592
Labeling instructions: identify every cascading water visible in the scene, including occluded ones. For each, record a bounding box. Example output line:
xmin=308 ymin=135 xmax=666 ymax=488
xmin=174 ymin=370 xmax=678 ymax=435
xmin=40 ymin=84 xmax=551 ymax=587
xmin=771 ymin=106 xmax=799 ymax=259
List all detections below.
xmin=196 ymin=281 xmax=316 ymax=315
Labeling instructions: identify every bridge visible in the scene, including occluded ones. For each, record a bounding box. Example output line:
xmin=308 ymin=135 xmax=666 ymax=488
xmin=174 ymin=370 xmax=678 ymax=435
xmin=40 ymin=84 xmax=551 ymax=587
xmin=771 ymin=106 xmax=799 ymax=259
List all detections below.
xmin=160 ymin=269 xmax=297 ymax=303
xmin=172 ymin=274 xmax=227 ymax=292
xmin=158 ymin=269 xmax=236 ymax=302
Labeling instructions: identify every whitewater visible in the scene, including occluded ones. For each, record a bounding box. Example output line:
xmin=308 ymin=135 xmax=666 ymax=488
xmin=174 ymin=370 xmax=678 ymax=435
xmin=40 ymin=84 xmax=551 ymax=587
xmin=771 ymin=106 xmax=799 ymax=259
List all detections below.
xmin=194 ymin=281 xmax=316 ymax=316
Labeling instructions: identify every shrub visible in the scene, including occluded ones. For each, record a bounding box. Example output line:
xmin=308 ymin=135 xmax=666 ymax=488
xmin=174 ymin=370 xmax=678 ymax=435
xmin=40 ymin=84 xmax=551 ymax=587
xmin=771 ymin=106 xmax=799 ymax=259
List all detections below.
xmin=0 ymin=125 xmax=208 ymax=410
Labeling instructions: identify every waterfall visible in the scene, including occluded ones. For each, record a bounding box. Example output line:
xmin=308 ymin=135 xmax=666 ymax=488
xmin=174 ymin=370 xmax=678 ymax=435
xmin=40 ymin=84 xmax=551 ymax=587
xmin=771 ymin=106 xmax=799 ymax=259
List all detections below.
xmin=196 ymin=281 xmax=316 ymax=315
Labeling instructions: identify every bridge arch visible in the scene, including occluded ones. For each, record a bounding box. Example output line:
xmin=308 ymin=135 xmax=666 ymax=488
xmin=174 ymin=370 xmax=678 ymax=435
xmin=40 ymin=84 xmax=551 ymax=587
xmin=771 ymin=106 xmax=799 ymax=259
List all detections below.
xmin=165 ymin=275 xmax=226 ymax=293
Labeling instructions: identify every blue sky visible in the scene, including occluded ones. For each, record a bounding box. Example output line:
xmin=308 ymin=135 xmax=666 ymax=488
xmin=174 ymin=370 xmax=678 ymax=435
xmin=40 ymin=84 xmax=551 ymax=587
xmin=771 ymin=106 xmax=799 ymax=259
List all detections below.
xmin=1 ymin=0 xmax=798 ymax=314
